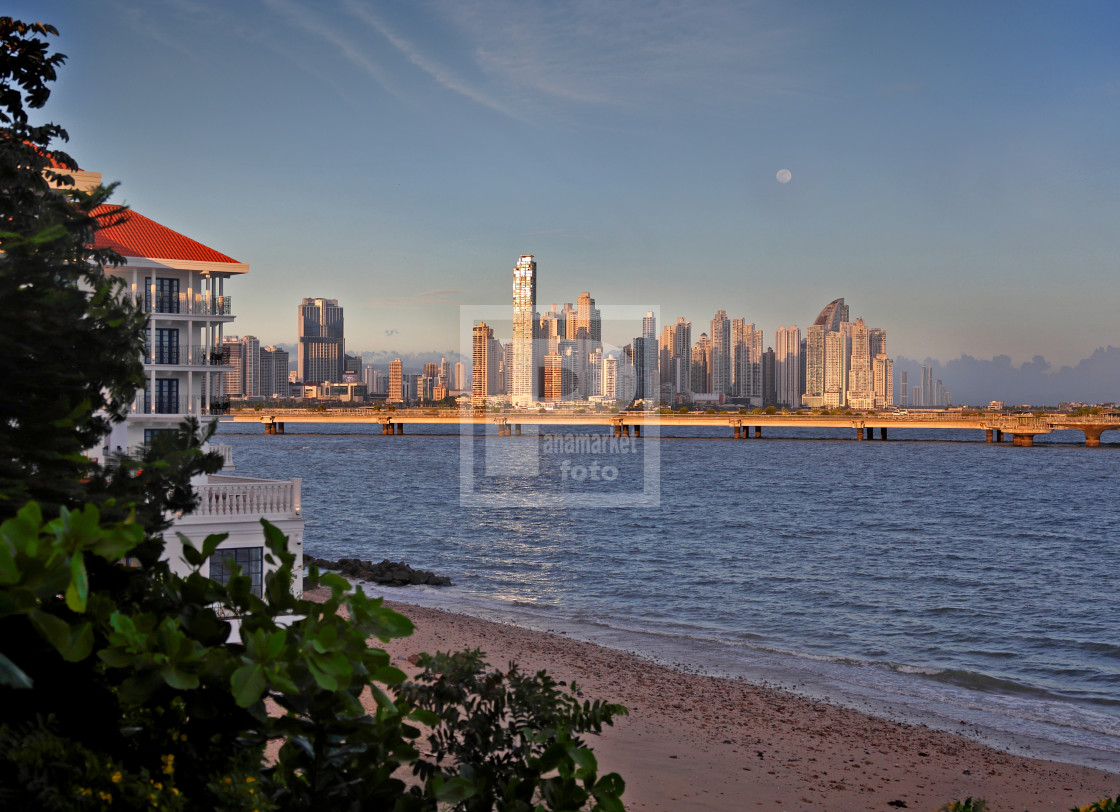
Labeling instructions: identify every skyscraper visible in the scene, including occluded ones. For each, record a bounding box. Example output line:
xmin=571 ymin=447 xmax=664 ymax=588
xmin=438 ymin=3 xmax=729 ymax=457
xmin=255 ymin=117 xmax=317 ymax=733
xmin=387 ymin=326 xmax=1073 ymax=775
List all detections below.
xmin=389 ymin=358 xmax=403 ymax=404
xmin=846 ymin=318 xmax=874 ymax=408
xmin=472 ymin=323 xmax=501 ymax=405
xmin=762 ymin=347 xmax=776 ymax=408
xmin=813 ymin=298 xmax=849 ymax=332
xmin=804 ymin=325 xmax=825 ymax=405
xmin=898 ymin=369 xmax=909 ymax=407
xmin=453 ymin=361 xmax=466 ymax=392
xmin=670 ymin=317 xmax=692 ymax=397
xmin=222 ymin=336 xmax=245 ymax=398
xmin=640 ymin=310 xmax=657 ymax=405
xmin=731 ymin=319 xmax=762 ymax=403
xmin=709 ymin=311 xmax=730 ymax=397
xmin=298 ymin=297 xmax=345 ymax=383
xmin=575 ymin=292 xmax=601 ymax=344
xmin=260 ymin=345 xmax=289 ymax=399
xmin=511 ymin=255 xmax=537 ymax=406
xmin=823 ymin=330 xmax=849 ymax=407
xmin=221 ymin=335 xmax=260 ymax=398
xmin=873 ymin=354 xmax=894 ymax=408
xmin=691 ymin=334 xmax=709 ymax=394
xmin=775 ymin=325 xmax=801 ymax=409
xmin=921 ymin=365 xmax=933 ymax=408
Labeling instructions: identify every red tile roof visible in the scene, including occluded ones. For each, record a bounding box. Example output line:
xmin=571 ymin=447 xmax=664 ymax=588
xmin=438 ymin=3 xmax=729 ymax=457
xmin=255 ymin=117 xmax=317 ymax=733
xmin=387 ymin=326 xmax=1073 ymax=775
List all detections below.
xmin=92 ymin=205 xmax=241 ymax=265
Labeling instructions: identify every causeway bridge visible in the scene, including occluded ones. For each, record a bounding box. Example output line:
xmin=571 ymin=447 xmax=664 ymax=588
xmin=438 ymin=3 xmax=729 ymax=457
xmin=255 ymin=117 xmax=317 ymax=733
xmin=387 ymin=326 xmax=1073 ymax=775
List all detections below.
xmin=228 ymin=409 xmax=1120 ymax=448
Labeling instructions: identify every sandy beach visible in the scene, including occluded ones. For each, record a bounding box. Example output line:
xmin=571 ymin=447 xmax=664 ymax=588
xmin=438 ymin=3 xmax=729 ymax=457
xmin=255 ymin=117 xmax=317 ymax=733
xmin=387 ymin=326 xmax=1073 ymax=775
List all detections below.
xmin=331 ymin=594 xmax=1119 ymax=812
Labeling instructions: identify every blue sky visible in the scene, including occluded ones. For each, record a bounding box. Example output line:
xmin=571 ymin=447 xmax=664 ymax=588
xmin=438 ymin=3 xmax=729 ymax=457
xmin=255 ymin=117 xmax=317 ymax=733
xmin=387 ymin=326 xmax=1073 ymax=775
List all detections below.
xmin=26 ymin=1 xmax=1120 ymax=367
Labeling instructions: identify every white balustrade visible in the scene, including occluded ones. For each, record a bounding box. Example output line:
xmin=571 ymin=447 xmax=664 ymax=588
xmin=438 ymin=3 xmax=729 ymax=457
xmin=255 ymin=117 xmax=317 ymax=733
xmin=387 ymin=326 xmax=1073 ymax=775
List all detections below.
xmin=193 ymin=477 xmax=302 ymax=519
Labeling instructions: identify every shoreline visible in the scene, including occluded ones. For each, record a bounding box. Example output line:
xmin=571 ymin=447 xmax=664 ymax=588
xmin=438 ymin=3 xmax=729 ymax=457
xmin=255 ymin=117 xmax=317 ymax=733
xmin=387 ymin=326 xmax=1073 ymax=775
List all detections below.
xmin=339 ymin=593 xmax=1119 ymax=812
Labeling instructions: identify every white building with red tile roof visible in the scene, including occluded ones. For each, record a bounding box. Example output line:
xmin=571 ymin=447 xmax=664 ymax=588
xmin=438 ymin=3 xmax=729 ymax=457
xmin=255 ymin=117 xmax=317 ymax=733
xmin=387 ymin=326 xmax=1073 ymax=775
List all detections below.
xmin=71 ymin=170 xmax=304 ymax=598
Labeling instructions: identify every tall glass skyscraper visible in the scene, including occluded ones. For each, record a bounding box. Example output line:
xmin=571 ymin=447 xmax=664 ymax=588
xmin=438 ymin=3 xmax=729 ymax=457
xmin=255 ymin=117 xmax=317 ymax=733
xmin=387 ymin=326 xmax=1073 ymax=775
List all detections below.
xmin=511 ymin=255 xmax=537 ymax=406
xmin=297 ymin=297 xmax=344 ymax=383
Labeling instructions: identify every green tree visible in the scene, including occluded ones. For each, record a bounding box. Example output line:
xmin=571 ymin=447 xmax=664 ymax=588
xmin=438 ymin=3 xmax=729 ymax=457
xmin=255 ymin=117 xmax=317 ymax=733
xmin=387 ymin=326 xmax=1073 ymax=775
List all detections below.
xmin=0 ymin=19 xmax=142 ymax=519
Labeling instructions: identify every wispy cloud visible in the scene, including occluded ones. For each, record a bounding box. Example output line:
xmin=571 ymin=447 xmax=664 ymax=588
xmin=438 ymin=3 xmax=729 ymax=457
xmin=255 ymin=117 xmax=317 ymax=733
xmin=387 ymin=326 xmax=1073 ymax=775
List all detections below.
xmin=342 ymin=0 xmax=527 ymax=121
xmin=261 ymin=0 xmax=401 ymax=99
xmin=113 ymin=1 xmax=199 ymax=57
xmin=436 ymin=0 xmax=808 ymax=113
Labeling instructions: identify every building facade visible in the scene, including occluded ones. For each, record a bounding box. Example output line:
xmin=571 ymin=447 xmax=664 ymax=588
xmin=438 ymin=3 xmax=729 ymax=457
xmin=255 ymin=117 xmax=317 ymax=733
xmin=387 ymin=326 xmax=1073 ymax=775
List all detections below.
xmin=297 ymin=297 xmax=345 ymax=383
xmin=511 ymin=255 xmax=537 ymax=406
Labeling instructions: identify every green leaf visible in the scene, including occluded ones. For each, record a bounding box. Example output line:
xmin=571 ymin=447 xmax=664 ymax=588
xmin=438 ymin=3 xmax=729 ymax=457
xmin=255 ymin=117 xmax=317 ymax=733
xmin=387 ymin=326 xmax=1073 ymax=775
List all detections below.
xmin=30 ymin=611 xmax=93 ymax=662
xmin=201 ymin=532 xmax=227 ymax=560
xmin=306 ymin=658 xmax=339 ymax=691
xmin=0 ymin=652 xmax=33 ymax=689
xmin=431 ymin=775 xmax=477 ymax=804
xmin=231 ymin=663 xmax=267 ymax=707
xmin=66 ymin=552 xmax=88 ymax=612
xmin=371 ymin=664 xmax=407 ymax=685
xmin=570 ymin=745 xmax=597 ymax=776
xmin=408 ymin=708 xmax=441 ymax=727
xmin=161 ymin=664 xmax=200 ymax=690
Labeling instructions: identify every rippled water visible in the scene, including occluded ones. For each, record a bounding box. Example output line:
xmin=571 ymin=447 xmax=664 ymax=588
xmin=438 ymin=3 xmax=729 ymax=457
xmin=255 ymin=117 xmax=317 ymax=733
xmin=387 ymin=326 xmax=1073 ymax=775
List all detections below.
xmin=216 ymin=421 xmax=1120 ymax=770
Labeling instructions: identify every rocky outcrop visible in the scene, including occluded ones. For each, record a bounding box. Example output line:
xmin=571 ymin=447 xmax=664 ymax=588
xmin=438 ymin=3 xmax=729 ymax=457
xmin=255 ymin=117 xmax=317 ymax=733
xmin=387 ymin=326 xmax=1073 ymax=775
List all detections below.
xmin=305 ymin=556 xmax=452 ymax=587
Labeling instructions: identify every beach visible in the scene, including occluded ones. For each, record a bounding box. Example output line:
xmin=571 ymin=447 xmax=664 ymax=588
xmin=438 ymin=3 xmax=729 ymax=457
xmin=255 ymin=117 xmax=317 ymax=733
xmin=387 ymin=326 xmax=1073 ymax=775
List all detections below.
xmin=355 ymin=596 xmax=1118 ymax=812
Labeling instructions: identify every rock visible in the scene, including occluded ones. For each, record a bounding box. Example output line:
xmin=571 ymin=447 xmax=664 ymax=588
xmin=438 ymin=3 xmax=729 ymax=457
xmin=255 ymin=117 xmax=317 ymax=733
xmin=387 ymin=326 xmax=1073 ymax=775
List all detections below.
xmin=305 ymin=555 xmax=452 ymax=587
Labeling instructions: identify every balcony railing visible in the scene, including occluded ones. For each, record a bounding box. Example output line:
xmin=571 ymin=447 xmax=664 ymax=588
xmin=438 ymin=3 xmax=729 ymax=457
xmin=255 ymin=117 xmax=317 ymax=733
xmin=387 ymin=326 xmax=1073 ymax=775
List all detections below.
xmin=210 ymin=443 xmax=235 ymax=470
xmin=136 ymin=396 xmax=227 ymax=416
xmin=191 ymin=476 xmax=302 ymax=520
xmin=144 ymin=294 xmax=232 ymax=316
xmin=144 ymin=345 xmax=232 ymax=367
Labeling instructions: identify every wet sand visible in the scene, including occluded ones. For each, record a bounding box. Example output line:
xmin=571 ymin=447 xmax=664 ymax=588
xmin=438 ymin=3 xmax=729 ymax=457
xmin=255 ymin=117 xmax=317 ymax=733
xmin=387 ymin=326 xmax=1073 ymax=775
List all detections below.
xmin=350 ymin=596 xmax=1118 ymax=812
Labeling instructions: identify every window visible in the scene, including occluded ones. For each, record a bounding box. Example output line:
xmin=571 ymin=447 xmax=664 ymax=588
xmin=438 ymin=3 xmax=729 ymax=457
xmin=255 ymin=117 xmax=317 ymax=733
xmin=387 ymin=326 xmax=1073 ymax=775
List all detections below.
xmin=145 ymin=378 xmax=179 ymax=414
xmin=145 ymin=277 xmax=180 ymax=313
xmin=143 ymin=428 xmax=176 ymax=446
xmin=209 ymin=547 xmax=263 ymax=597
xmin=155 ymin=328 xmax=179 ymax=364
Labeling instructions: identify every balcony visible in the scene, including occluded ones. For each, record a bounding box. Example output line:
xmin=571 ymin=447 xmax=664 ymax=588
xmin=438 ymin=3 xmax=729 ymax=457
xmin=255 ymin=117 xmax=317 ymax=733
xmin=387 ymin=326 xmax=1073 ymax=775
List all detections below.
xmin=190 ymin=476 xmax=302 ymax=521
xmin=144 ymin=294 xmax=232 ymax=316
xmin=144 ymin=345 xmax=232 ymax=367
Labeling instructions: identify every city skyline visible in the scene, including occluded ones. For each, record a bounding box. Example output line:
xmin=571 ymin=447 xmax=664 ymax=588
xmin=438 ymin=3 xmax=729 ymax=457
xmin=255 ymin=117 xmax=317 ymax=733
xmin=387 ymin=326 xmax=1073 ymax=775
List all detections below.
xmin=35 ymin=2 xmax=1120 ymax=370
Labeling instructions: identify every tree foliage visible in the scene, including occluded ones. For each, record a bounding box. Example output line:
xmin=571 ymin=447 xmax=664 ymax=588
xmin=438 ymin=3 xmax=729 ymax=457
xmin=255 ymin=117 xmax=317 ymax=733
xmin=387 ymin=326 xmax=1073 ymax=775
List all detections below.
xmin=0 ymin=17 xmax=626 ymax=811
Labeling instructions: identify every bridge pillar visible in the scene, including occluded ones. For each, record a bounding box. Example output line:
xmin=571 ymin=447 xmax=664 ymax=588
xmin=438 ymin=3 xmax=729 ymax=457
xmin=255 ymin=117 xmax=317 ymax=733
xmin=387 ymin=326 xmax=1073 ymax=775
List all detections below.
xmin=515 ymin=424 xmax=522 ymax=436
xmin=395 ymin=423 xmax=404 ymax=435
xmin=624 ymin=425 xmax=631 ymax=437
xmin=634 ymin=425 xmax=641 ymax=438
xmin=277 ymin=422 xmax=285 ymax=434
xmin=754 ymin=426 xmax=761 ymax=438
xmin=264 ymin=422 xmax=274 ymax=435
xmin=985 ymin=429 xmax=993 ymax=443
xmin=1083 ymin=427 xmax=1104 ymax=448
xmin=865 ymin=427 xmax=874 ymax=440
xmin=880 ymin=427 xmax=887 ymax=440
xmin=995 ymin=429 xmax=1004 ymax=442
xmin=857 ymin=427 xmax=864 ymax=441
xmin=615 ymin=424 xmax=623 ymax=438
xmin=733 ymin=425 xmax=741 ymax=439
xmin=1012 ymin=433 xmax=1034 ymax=447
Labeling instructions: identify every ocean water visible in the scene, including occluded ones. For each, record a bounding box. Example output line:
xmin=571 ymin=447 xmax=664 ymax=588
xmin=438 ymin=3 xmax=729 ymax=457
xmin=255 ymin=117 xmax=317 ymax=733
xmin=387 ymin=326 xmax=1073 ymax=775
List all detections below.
xmin=216 ymin=420 xmax=1120 ymax=771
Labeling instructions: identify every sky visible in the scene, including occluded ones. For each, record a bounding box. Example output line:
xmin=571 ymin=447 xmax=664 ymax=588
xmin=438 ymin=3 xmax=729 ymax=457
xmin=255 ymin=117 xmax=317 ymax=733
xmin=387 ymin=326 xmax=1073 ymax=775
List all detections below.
xmin=23 ymin=1 xmax=1120 ymax=369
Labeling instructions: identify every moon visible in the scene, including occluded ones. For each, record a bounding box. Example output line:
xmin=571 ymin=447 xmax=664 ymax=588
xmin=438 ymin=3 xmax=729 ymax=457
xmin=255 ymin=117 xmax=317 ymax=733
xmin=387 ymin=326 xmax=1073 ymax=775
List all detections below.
xmin=776 ymin=169 xmax=792 ymax=184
